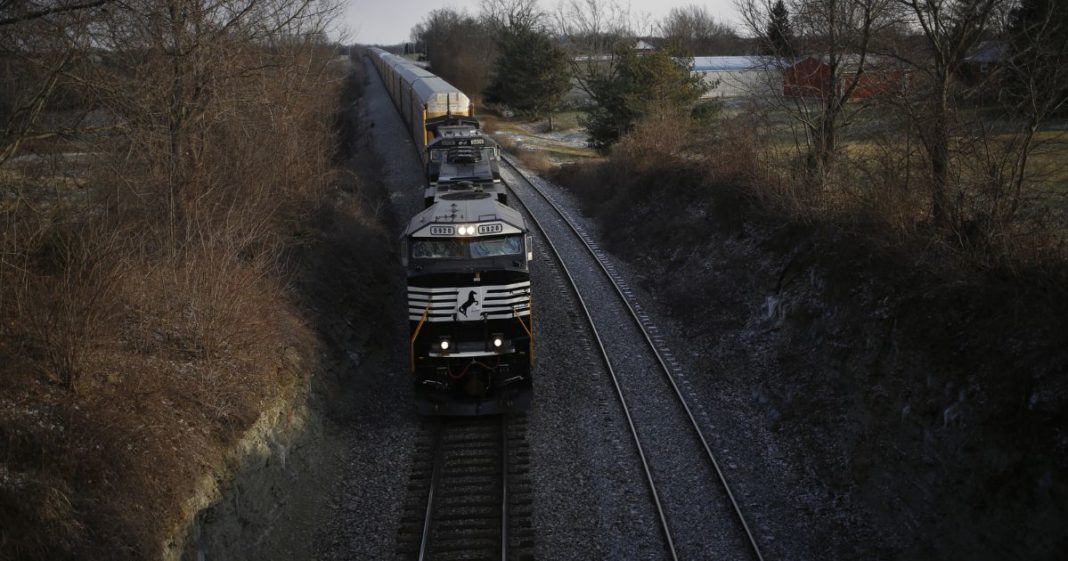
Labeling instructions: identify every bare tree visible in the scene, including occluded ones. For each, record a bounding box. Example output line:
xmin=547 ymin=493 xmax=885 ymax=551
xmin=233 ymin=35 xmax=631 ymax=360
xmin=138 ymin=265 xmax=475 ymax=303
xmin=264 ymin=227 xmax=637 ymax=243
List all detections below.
xmin=553 ymin=0 xmax=635 ymax=54
xmin=987 ymin=0 xmax=1068 ymax=222
xmin=553 ymin=0 xmax=635 ymax=100
xmin=2 ymin=0 xmax=351 ymax=553
xmin=0 ymin=0 xmax=115 ymax=27
xmin=920 ymin=0 xmax=1068 ymax=238
xmin=80 ymin=0 xmax=338 ymax=243
xmin=888 ymin=0 xmax=1001 ymax=227
xmin=0 ymin=0 xmax=111 ymax=167
xmin=3 ymin=0 xmax=342 ymax=383
xmin=481 ymin=0 xmax=543 ymax=33
xmin=738 ymin=0 xmax=896 ymax=186
xmin=658 ymin=4 xmax=739 ymax=56
xmin=411 ymin=8 xmax=496 ymax=96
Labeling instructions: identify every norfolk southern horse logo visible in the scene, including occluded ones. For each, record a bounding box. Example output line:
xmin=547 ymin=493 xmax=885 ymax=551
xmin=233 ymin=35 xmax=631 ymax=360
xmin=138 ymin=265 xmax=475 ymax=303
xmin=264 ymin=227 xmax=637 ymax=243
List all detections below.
xmin=458 ymin=291 xmax=478 ymax=315
xmin=455 ymin=288 xmax=483 ymax=320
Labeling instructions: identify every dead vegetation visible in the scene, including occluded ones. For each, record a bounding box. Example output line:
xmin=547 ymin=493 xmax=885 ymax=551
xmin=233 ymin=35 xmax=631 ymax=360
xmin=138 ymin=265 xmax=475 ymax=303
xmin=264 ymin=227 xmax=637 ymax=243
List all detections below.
xmin=0 ymin=1 xmax=381 ymax=559
xmin=550 ymin=103 xmax=1068 ymax=561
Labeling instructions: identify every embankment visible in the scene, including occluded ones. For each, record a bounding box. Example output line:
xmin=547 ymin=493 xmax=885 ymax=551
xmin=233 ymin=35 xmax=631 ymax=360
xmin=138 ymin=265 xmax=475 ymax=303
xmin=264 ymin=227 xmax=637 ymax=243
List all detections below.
xmin=548 ymin=145 xmax=1068 ymax=560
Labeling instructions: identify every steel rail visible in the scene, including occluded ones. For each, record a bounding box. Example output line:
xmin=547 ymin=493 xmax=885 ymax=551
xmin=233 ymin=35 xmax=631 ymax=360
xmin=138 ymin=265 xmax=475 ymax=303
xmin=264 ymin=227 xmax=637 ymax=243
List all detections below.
xmin=500 ymin=414 xmax=510 ymax=561
xmin=502 ymin=155 xmax=766 ymax=561
xmin=501 ymin=166 xmax=680 ymax=561
xmin=417 ymin=422 xmax=445 ymax=561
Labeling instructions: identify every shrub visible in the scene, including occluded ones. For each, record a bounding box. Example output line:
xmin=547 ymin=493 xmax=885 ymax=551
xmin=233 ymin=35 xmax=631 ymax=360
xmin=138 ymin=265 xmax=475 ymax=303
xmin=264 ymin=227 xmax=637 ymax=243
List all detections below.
xmin=0 ymin=8 xmax=346 ymax=558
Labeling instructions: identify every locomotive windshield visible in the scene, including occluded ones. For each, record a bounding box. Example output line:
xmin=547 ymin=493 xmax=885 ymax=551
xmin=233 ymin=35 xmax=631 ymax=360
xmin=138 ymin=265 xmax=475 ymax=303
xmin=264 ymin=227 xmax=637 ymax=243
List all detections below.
xmin=411 ymin=238 xmax=466 ymax=259
xmin=412 ymin=235 xmax=522 ymax=259
xmin=471 ymin=235 xmax=522 ymax=257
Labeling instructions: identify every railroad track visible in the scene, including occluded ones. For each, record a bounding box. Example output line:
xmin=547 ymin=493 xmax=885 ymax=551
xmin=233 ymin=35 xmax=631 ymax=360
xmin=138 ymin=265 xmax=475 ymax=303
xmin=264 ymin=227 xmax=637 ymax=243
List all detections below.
xmin=501 ymin=155 xmax=767 ymax=561
xmin=396 ymin=415 xmax=533 ymax=561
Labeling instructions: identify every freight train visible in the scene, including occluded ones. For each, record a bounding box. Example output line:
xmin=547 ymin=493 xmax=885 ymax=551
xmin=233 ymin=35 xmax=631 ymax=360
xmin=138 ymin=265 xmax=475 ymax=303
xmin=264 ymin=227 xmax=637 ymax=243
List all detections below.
xmin=368 ymin=47 xmax=504 ymax=206
xmin=368 ymin=47 xmax=533 ymax=416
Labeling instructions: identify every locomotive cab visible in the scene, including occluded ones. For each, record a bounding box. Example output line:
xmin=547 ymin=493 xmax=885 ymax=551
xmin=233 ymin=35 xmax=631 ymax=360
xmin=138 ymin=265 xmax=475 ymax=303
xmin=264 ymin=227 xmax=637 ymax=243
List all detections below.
xmin=403 ymin=192 xmax=534 ymax=415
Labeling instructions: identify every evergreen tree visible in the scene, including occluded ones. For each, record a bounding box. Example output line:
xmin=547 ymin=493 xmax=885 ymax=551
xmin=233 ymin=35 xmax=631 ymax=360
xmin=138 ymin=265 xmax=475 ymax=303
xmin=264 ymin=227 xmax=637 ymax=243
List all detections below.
xmin=765 ymin=0 xmax=793 ymax=57
xmin=581 ymin=45 xmax=713 ymax=151
xmin=1008 ymin=0 xmax=1068 ymax=65
xmin=1007 ymin=0 xmax=1068 ymax=116
xmin=484 ymin=28 xmax=571 ymax=130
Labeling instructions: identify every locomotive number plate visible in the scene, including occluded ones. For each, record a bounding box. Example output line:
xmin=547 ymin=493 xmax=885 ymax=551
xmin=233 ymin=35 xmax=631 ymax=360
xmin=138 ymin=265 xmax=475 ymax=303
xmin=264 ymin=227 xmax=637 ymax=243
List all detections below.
xmin=429 ymin=226 xmax=455 ymax=235
xmin=477 ymin=223 xmax=503 ymax=234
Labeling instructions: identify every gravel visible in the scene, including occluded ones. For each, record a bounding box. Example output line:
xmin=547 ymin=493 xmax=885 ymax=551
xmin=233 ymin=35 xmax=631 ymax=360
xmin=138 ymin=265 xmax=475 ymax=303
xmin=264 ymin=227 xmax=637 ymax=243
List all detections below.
xmin=310 ymin=59 xmax=425 ymax=561
xmin=511 ymin=163 xmax=818 ymax=560
xmin=523 ymin=205 xmax=666 ymax=560
xmin=504 ymin=163 xmax=758 ymax=561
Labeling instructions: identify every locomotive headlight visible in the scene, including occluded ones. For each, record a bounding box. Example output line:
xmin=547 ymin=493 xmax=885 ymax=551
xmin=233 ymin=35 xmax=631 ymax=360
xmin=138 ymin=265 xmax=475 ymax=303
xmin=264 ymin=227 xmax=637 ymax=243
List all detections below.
xmin=491 ymin=333 xmax=504 ymax=349
xmin=439 ymin=338 xmax=451 ymax=351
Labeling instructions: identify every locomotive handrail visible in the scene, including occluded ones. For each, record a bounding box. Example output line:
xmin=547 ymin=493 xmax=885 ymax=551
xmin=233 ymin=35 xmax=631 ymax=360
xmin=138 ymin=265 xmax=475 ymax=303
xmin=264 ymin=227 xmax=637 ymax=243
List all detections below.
xmin=410 ymin=302 xmax=432 ymax=372
xmin=422 ymin=108 xmax=429 ymax=147
xmin=512 ymin=298 xmax=534 ymax=364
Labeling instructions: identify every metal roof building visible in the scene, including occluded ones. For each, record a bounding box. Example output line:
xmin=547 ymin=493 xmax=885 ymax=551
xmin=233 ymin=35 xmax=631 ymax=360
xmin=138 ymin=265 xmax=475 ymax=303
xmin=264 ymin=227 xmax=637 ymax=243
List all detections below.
xmin=691 ymin=56 xmax=783 ymax=98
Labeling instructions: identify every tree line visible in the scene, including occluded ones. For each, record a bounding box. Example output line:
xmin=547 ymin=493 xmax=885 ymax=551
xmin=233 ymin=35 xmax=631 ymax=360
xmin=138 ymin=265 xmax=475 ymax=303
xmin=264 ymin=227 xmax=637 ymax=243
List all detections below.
xmin=407 ymin=0 xmax=1067 ymax=241
xmin=738 ymin=0 xmax=1067 ymax=234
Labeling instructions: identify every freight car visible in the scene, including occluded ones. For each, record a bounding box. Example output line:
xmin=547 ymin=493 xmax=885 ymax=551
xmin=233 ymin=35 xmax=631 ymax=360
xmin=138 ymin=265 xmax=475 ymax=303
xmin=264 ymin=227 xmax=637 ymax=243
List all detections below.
xmin=369 ymin=47 xmax=473 ymax=160
xmin=368 ymin=48 xmax=505 ymax=205
xmin=403 ymin=192 xmax=534 ymax=415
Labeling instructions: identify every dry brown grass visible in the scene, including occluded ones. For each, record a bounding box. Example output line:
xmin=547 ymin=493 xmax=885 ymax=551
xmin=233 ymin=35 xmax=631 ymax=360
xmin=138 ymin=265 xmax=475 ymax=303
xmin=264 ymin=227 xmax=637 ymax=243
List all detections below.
xmin=709 ymin=105 xmax=1068 ymax=268
xmin=552 ymin=105 xmax=1068 ymax=274
xmin=516 ymin=150 xmax=554 ymax=175
xmin=550 ymin=106 xmax=1068 ymax=561
xmin=0 ymin=12 xmax=348 ymax=558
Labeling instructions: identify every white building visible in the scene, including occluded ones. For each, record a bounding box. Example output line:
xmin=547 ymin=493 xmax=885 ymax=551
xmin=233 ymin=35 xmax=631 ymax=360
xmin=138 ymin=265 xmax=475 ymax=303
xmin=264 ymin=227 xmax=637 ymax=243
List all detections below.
xmin=692 ymin=56 xmax=782 ymax=98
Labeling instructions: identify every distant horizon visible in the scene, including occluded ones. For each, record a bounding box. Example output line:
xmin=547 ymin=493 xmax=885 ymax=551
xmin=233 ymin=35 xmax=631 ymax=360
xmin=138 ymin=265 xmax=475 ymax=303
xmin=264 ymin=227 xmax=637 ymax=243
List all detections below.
xmin=338 ymin=0 xmax=743 ymax=46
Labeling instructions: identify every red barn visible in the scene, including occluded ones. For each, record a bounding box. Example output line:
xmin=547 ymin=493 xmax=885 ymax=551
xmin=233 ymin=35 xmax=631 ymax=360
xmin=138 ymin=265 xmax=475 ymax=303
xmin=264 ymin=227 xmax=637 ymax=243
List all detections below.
xmin=784 ymin=56 xmax=908 ymax=100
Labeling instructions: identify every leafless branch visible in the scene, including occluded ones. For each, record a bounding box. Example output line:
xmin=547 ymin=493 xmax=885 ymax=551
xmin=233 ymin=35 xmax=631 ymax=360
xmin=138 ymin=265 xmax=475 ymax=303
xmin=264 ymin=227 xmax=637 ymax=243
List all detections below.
xmin=0 ymin=0 xmax=114 ymax=27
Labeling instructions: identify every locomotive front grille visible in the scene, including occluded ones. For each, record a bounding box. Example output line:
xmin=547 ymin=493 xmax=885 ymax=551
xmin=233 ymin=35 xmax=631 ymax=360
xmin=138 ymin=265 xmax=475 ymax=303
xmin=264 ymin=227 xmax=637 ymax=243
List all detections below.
xmin=408 ymin=281 xmax=531 ymax=323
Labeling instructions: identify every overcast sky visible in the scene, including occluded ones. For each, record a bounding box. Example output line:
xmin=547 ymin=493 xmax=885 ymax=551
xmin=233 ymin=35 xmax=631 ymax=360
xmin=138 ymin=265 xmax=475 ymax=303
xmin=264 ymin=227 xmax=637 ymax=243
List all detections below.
xmin=339 ymin=1 xmax=742 ymax=46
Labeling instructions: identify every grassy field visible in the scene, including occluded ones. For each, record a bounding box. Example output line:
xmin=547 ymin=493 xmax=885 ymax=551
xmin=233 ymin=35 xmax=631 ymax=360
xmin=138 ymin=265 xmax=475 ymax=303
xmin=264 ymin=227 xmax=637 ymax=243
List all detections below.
xmin=483 ymin=98 xmax=1068 ymax=242
xmin=480 ymin=109 xmax=599 ymax=164
xmin=728 ymin=102 xmax=1068 ymax=232
xmin=1025 ymin=131 xmax=1068 ymax=185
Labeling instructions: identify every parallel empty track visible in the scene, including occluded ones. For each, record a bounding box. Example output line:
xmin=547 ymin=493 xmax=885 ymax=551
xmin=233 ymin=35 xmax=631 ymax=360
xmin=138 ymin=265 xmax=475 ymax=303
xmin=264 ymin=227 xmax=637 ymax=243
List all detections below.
xmin=501 ymin=156 xmax=767 ymax=561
